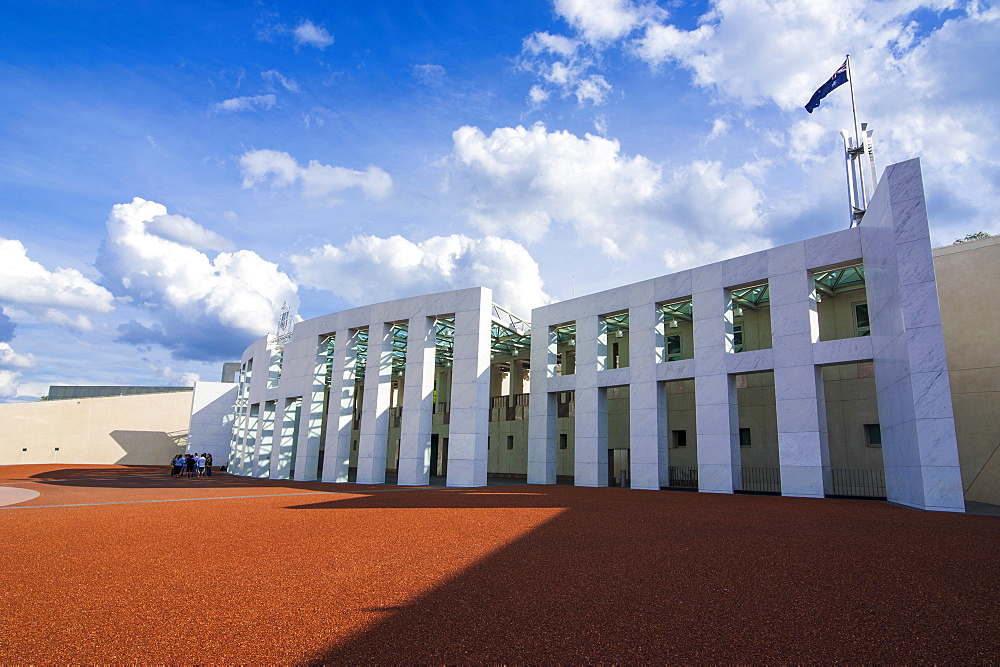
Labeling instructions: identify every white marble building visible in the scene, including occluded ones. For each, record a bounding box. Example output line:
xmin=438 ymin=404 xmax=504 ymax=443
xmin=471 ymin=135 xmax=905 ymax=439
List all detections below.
xmin=226 ymin=159 xmax=965 ymax=512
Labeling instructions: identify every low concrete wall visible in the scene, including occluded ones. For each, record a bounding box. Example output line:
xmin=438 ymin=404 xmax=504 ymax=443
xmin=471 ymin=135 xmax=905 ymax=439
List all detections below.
xmin=0 ymin=392 xmax=193 ymax=466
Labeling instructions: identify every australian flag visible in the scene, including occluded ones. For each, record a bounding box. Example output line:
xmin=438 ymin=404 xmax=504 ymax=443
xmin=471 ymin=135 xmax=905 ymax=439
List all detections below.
xmin=805 ymin=60 xmax=848 ymax=113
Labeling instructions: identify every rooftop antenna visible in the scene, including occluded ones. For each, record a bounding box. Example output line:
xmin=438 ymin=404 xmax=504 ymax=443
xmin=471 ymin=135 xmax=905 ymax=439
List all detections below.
xmin=841 ymin=123 xmax=878 ymax=228
xmin=269 ymin=301 xmax=295 ymax=350
xmin=840 ymin=55 xmax=877 ymax=228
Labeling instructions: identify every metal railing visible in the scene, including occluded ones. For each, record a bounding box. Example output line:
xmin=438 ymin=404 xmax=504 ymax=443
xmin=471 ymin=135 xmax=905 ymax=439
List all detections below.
xmin=740 ymin=466 xmax=781 ymax=494
xmin=830 ymin=468 xmax=886 ymax=499
xmin=667 ymin=465 xmax=699 ymax=489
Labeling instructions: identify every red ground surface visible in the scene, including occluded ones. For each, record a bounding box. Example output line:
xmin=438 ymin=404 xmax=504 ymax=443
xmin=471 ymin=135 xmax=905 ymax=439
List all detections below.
xmin=1 ymin=464 xmax=998 ymax=664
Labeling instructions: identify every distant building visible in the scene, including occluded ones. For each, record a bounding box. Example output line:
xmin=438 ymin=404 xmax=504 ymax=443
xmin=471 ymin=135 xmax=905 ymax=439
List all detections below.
xmin=46 ymin=385 xmax=192 ymax=401
xmin=220 ymin=363 xmax=242 ymax=384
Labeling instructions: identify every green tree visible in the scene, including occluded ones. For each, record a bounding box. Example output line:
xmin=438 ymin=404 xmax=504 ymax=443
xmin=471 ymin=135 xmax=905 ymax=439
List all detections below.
xmin=953 ymin=231 xmax=994 ymax=244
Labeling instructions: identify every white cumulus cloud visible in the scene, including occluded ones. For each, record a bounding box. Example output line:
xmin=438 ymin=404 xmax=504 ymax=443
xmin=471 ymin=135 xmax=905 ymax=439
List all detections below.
xmin=156 ymin=364 xmax=201 ymax=387
xmin=0 ymin=342 xmax=34 ymax=370
xmin=450 ymin=123 xmax=661 ymax=248
xmin=96 ymin=198 xmax=298 ymax=360
xmin=240 ymin=149 xmax=392 ymax=201
xmin=0 ymin=238 xmax=114 ymax=313
xmin=518 ymin=31 xmax=613 ymax=106
xmin=292 ymin=234 xmax=550 ymax=317
xmin=145 ymin=213 xmax=235 ymax=252
xmin=554 ymin=0 xmax=662 ymax=44
xmin=0 ymin=341 xmax=33 ymax=399
xmin=212 ymin=94 xmax=277 ymax=113
xmin=448 ymin=123 xmax=772 ymax=269
xmin=0 ymin=370 xmax=21 ymax=398
xmin=294 ymin=19 xmax=334 ymax=49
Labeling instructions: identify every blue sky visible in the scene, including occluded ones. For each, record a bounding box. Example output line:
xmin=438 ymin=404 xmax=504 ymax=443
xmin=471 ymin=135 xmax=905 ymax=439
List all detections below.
xmin=1 ymin=0 xmax=998 ymax=400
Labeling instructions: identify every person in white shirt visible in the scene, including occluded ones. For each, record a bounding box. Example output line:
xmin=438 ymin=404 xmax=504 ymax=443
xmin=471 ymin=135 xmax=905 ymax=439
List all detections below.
xmin=197 ymin=454 xmax=207 ymax=476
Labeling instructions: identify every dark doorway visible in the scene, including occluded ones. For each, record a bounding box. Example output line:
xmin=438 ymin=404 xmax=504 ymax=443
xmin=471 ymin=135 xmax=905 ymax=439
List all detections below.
xmin=608 ymin=449 xmax=630 ymax=487
xmin=430 ymin=434 xmax=439 ymax=476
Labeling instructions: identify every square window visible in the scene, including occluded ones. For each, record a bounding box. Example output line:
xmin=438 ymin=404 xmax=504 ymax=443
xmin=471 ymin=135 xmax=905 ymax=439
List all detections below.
xmin=865 ymin=423 xmax=882 ymax=447
xmin=739 ymin=428 xmax=752 ymax=447
xmin=672 ymin=430 xmax=687 ymax=448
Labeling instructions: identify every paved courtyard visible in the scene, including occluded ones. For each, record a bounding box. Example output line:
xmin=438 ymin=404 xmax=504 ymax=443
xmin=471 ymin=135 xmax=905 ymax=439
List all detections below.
xmin=2 ymin=464 xmax=997 ymax=663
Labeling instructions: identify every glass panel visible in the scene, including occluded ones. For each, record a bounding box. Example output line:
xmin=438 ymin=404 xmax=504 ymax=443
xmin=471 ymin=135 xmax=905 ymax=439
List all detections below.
xmin=666 ymin=334 xmax=681 ymax=361
xmin=855 ymin=303 xmax=870 ymax=336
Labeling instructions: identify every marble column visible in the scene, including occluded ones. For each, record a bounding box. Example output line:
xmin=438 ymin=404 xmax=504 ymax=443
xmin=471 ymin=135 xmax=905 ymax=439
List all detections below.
xmin=574 ymin=315 xmax=607 ymax=487
xmin=446 ymin=291 xmax=493 ymax=487
xmin=527 ymin=319 xmax=557 ymax=484
xmin=629 ymin=301 xmax=668 ymax=490
xmin=769 ymin=242 xmax=830 ymax=498
xmin=321 ymin=329 xmax=356 ymax=482
xmin=356 ymin=322 xmax=394 ymax=484
xmin=255 ymin=400 xmax=275 ymax=478
xmin=692 ymin=263 xmax=740 ymax=493
xmin=293 ymin=337 xmax=330 ymax=481
xmin=397 ymin=316 xmax=438 ymax=486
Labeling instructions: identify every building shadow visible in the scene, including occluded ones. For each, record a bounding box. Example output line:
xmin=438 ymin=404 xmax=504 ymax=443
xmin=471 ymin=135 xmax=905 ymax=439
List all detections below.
xmin=6 ymin=466 xmax=418 ymax=493
xmin=294 ymin=486 xmax=1000 ymax=664
xmin=110 ymin=429 xmax=188 ymax=465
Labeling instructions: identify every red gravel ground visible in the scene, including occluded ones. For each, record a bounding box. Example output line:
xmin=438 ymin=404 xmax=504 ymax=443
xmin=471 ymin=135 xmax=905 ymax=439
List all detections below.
xmin=1 ymin=464 xmax=998 ymax=664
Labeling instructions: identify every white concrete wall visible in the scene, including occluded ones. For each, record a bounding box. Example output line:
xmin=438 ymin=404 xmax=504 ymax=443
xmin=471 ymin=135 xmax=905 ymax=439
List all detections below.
xmin=860 ymin=159 xmax=964 ymax=511
xmin=233 ymin=287 xmax=494 ymax=488
xmin=227 ymin=159 xmax=965 ymax=510
xmin=187 ymin=381 xmax=238 ymax=467
xmin=525 ymin=158 xmax=961 ymax=510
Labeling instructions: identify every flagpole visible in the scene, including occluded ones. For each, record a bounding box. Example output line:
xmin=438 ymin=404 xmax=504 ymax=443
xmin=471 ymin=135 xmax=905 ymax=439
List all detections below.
xmin=845 ymin=54 xmax=866 ymax=205
xmin=846 ymin=54 xmax=861 ymax=144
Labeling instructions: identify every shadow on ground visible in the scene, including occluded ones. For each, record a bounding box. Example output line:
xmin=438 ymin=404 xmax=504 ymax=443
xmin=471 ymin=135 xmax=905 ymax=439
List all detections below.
xmin=0 ymin=465 xmax=424 ymax=492
xmin=289 ymin=487 xmax=1000 ymax=663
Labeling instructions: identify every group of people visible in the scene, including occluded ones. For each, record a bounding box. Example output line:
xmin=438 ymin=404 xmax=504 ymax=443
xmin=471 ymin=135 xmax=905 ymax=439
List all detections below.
xmin=170 ymin=453 xmax=213 ymax=478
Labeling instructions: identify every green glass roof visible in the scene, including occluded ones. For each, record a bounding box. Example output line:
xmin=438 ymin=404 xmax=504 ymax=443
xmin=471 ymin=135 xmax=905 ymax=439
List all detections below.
xmin=603 ymin=312 xmax=629 ymax=336
xmin=553 ymin=322 xmax=576 ymax=346
xmin=814 ymin=264 xmax=865 ymax=294
xmin=660 ymin=299 xmax=693 ymax=322
xmin=348 ymin=305 xmax=533 ymax=379
xmin=731 ymin=284 xmax=770 ymax=309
